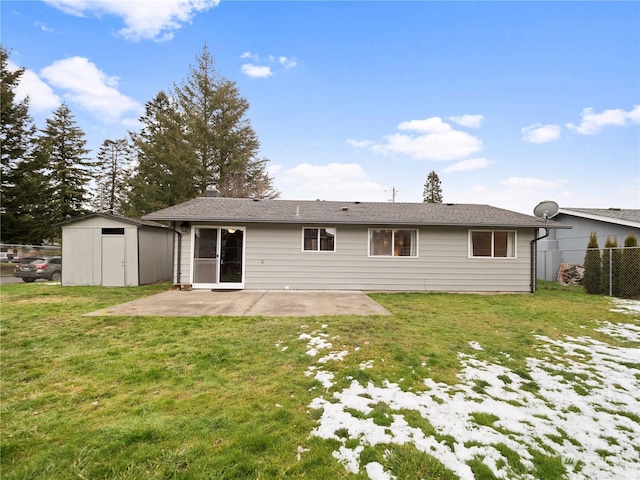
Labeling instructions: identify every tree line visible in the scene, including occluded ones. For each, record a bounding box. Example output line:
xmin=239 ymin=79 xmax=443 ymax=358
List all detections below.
xmin=1 ymin=45 xmax=279 ymax=245
xmin=583 ymin=232 xmax=640 ymax=299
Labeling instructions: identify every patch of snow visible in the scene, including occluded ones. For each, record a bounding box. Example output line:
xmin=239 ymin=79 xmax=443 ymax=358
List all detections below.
xmin=360 ymin=360 xmax=374 ymax=370
xmin=299 ymin=331 xmax=332 ymax=356
xmin=296 ymin=445 xmax=310 ymax=461
xmin=610 ymin=298 xmax=640 ymax=316
xmin=597 ymin=321 xmax=640 ymax=342
xmin=318 ymin=350 xmax=349 ymax=363
xmin=308 ymin=323 xmax=640 ymax=480
xmin=333 ymin=445 xmax=364 ymax=474
xmin=468 ymin=341 xmax=483 ymax=351
xmin=365 ymin=462 xmax=396 ymax=480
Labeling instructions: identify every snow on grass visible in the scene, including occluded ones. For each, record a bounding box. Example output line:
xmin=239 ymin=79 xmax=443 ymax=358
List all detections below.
xmin=610 ymin=298 xmax=640 ymax=316
xmin=304 ymin=318 xmax=640 ymax=480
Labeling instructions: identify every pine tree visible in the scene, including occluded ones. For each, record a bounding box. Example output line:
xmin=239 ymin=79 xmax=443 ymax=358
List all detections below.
xmin=0 ymin=46 xmax=49 ymax=244
xmin=124 ymin=91 xmax=199 ymax=217
xmin=93 ymin=138 xmax=132 ymax=214
xmin=173 ymin=45 xmax=279 ymax=198
xmin=601 ymin=236 xmax=614 ymax=295
xmin=619 ymin=233 xmax=640 ymax=299
xmin=37 ymin=103 xmax=93 ymax=238
xmin=423 ymin=170 xmax=443 ymax=203
xmin=582 ymin=232 xmax=601 ymax=295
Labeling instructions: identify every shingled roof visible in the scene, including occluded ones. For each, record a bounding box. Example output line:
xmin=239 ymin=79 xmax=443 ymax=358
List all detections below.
xmin=55 ymin=212 xmax=168 ymax=229
xmin=142 ymin=197 xmax=569 ymax=229
xmin=559 ymin=208 xmax=640 ymax=228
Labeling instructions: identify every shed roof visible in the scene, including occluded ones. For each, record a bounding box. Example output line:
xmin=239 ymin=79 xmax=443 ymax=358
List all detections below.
xmin=55 ymin=212 xmax=168 ymax=229
xmin=558 ymin=208 xmax=640 ymax=228
xmin=142 ymin=197 xmax=569 ymax=229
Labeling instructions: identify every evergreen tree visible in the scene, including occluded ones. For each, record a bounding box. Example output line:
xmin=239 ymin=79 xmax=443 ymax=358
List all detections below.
xmin=601 ymin=236 xmax=614 ymax=295
xmin=582 ymin=232 xmax=601 ymax=294
xmin=0 ymin=46 xmax=48 ymax=244
xmin=124 ymin=91 xmax=199 ymax=217
xmin=619 ymin=233 xmax=640 ymax=299
xmin=173 ymin=45 xmax=279 ymax=198
xmin=93 ymin=138 xmax=132 ymax=214
xmin=423 ymin=170 xmax=443 ymax=203
xmin=37 ymin=103 xmax=93 ymax=238
xmin=611 ymin=237 xmax=622 ymax=297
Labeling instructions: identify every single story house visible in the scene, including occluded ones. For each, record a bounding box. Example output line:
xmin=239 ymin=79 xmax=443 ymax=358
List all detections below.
xmin=537 ymin=208 xmax=640 ymax=281
xmin=142 ymin=196 xmax=568 ymax=293
xmin=57 ymin=213 xmax=174 ymax=287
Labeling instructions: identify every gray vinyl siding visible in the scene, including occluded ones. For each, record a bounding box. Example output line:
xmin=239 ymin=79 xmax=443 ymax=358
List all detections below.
xmin=231 ymin=224 xmax=533 ymax=292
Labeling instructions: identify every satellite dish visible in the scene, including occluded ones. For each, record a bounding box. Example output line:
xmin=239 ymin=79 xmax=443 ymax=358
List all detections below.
xmin=533 ymin=200 xmax=559 ymax=221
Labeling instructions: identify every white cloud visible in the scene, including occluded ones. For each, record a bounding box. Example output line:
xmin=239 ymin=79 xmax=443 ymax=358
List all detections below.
xmin=346 ymin=138 xmax=374 ymax=148
xmin=351 ymin=117 xmax=483 ymax=161
xmin=279 ymin=56 xmax=297 ymax=69
xmin=240 ymin=52 xmax=298 ymax=78
xmin=448 ymin=114 xmax=484 ymax=128
xmin=40 ymin=56 xmax=142 ymax=122
xmin=7 ymin=60 xmax=60 ymax=112
xmin=240 ymin=51 xmax=259 ymax=61
xmin=521 ymin=123 xmax=562 ymax=143
xmin=443 ymin=157 xmax=492 ymax=173
xmin=447 ymin=177 xmax=571 ymax=214
xmin=44 ymin=0 xmax=218 ymax=42
xmin=241 ymin=64 xmax=273 ymax=78
xmin=566 ymin=105 xmax=640 ymax=135
xmin=398 ymin=117 xmax=452 ymax=133
xmin=274 ymin=162 xmax=388 ymax=201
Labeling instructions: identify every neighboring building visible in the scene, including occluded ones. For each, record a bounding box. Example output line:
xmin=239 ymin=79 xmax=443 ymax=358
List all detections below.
xmin=57 ymin=213 xmax=174 ymax=287
xmin=142 ymin=196 xmax=569 ymax=293
xmin=0 ymin=243 xmax=60 ymax=260
xmin=537 ymin=208 xmax=640 ymax=281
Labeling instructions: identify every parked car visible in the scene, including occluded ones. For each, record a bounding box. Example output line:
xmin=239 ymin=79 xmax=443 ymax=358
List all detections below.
xmin=0 ymin=253 xmax=9 ymax=263
xmin=13 ymin=256 xmax=62 ymax=282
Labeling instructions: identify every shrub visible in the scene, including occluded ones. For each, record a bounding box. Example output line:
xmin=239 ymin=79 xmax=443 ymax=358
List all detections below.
xmin=583 ymin=232 xmax=601 ymax=295
xmin=600 ymin=237 xmax=614 ymax=295
xmin=611 ymin=237 xmax=621 ymax=297
xmin=619 ymin=233 xmax=640 ymax=299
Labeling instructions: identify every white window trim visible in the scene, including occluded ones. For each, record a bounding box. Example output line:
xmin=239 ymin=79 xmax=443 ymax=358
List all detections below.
xmin=301 ymin=227 xmax=337 ymax=252
xmin=468 ymin=229 xmax=517 ymax=259
xmin=367 ymin=228 xmax=419 ymax=258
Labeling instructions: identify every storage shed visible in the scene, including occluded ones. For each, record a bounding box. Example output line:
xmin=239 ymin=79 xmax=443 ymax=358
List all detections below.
xmin=57 ymin=213 xmax=174 ymax=287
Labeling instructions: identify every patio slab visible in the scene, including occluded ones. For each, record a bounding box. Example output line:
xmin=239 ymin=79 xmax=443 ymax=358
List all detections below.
xmin=85 ymin=289 xmax=391 ymax=317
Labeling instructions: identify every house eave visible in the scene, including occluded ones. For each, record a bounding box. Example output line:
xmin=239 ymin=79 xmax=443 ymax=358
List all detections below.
xmin=143 ymin=215 xmax=569 ymax=229
xmin=558 ymin=209 xmax=640 ymax=229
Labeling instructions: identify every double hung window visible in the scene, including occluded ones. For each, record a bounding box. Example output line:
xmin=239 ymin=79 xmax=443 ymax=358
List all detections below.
xmin=369 ymin=229 xmax=417 ymax=257
xmin=469 ymin=230 xmax=516 ymax=258
xmin=303 ymin=228 xmax=336 ymax=252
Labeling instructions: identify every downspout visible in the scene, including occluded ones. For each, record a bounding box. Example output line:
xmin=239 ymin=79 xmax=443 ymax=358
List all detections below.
xmin=169 ymin=222 xmax=182 ymax=286
xmin=530 ymin=227 xmax=550 ymax=293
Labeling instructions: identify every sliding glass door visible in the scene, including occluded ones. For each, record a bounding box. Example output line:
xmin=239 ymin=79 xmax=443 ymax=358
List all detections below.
xmin=192 ymin=227 xmax=244 ymax=288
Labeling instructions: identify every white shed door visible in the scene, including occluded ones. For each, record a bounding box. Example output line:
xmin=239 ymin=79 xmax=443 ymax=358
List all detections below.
xmin=102 ymin=235 xmax=125 ymax=286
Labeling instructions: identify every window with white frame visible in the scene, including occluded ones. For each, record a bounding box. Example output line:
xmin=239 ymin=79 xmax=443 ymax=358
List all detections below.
xmin=369 ymin=229 xmax=417 ymax=257
xmin=303 ymin=227 xmax=336 ymax=251
xmin=469 ymin=230 xmax=516 ymax=258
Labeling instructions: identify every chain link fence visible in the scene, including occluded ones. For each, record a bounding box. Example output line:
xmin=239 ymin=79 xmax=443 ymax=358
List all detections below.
xmin=537 ymin=246 xmax=640 ymax=299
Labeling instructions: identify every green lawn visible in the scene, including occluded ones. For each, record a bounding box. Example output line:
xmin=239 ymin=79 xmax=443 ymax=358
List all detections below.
xmin=1 ymin=283 xmax=638 ymax=479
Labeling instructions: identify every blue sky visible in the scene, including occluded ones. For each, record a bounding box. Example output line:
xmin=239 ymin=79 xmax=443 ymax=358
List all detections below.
xmin=3 ymin=0 xmax=639 ymax=214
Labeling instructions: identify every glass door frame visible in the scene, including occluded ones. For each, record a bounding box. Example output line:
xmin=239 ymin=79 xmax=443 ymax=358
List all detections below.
xmin=190 ymin=225 xmax=246 ymax=289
